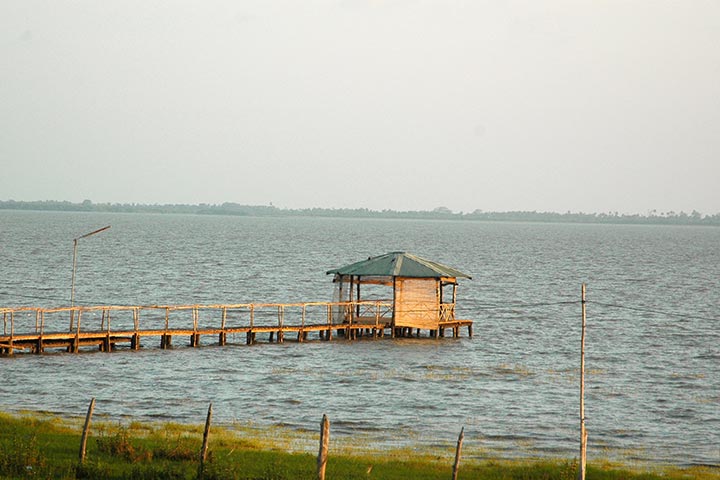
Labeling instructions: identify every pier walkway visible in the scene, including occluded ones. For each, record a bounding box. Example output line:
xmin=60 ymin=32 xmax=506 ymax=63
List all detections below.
xmin=1 ymin=301 xmax=473 ymax=355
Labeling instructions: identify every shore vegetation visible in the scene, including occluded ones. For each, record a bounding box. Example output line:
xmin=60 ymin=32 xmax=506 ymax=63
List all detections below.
xmin=1 ymin=200 xmax=719 ymax=226
xmin=1 ymin=411 xmax=717 ymax=480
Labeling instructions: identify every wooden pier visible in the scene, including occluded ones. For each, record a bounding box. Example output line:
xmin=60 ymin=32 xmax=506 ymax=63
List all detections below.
xmin=1 ymin=301 xmax=473 ymax=355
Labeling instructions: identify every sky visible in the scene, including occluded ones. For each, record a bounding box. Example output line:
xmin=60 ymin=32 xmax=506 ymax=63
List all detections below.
xmin=1 ymin=1 xmax=719 ymax=214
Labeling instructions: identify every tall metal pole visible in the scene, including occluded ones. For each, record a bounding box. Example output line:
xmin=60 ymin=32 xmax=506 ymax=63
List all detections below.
xmin=578 ymin=283 xmax=587 ymax=480
xmin=70 ymin=226 xmax=111 ymax=330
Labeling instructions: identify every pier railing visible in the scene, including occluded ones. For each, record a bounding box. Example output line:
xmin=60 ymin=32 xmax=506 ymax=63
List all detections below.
xmin=1 ymin=300 xmax=472 ymax=355
xmin=0 ymin=301 xmax=395 ymax=353
xmin=2 ymin=301 xmax=394 ymax=334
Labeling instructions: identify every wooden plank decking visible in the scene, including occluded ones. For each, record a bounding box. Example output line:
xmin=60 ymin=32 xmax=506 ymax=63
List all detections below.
xmin=1 ymin=302 xmax=473 ymax=355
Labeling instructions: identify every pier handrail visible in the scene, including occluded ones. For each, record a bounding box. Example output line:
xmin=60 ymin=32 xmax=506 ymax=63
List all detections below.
xmin=2 ymin=301 xmax=394 ymax=338
xmin=1 ymin=300 xmax=392 ymax=314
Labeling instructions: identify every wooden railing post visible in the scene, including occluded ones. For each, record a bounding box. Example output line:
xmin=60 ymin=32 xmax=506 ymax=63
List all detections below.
xmin=374 ymin=302 xmax=380 ymax=338
xmin=277 ymin=306 xmax=284 ymax=343
xmin=248 ymin=305 xmax=255 ymax=345
xmin=191 ymin=307 xmax=199 ymax=347
xmin=71 ymin=310 xmax=82 ymax=353
xmin=326 ymin=304 xmax=333 ymax=341
xmin=219 ymin=307 xmax=227 ymax=346
xmin=8 ymin=311 xmax=14 ymax=355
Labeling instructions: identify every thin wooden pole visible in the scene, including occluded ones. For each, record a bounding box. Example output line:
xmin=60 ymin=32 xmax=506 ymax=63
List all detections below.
xmin=317 ymin=414 xmax=330 ymax=480
xmin=70 ymin=238 xmax=78 ymax=331
xmin=72 ymin=310 xmax=82 ymax=353
xmin=452 ymin=426 xmax=464 ymax=480
xmin=278 ymin=306 xmax=284 ymax=343
xmin=132 ymin=308 xmax=140 ymax=350
xmin=9 ymin=311 xmax=14 ymax=354
xmin=198 ymin=403 xmax=213 ymax=479
xmin=578 ymin=284 xmax=587 ymax=480
xmin=79 ymin=397 xmax=96 ymax=464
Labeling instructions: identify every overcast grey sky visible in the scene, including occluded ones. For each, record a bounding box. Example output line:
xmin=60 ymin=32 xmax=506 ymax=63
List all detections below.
xmin=2 ymin=1 xmax=719 ymax=214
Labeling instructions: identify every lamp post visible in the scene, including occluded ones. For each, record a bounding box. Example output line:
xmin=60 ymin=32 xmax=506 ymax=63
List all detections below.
xmin=70 ymin=225 xmax=111 ymax=329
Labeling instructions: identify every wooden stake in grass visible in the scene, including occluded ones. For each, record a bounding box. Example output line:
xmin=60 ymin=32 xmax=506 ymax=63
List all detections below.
xmin=452 ymin=426 xmax=464 ymax=480
xmin=578 ymin=284 xmax=588 ymax=480
xmin=198 ymin=403 xmax=213 ymax=479
xmin=317 ymin=414 xmax=330 ymax=480
xmin=79 ymin=397 xmax=95 ymax=464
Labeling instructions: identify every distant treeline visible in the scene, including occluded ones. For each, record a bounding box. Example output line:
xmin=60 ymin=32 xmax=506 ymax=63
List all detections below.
xmin=1 ymin=199 xmax=719 ymax=226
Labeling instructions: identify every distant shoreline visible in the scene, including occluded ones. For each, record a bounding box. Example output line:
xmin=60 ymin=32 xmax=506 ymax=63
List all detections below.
xmin=1 ymin=199 xmax=719 ymax=226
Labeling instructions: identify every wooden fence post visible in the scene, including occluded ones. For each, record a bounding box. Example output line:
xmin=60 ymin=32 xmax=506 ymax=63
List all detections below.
xmin=452 ymin=426 xmax=464 ymax=480
xmin=317 ymin=414 xmax=330 ymax=480
xmin=198 ymin=403 xmax=213 ymax=479
xmin=79 ymin=397 xmax=96 ymax=464
xmin=578 ymin=284 xmax=587 ymax=480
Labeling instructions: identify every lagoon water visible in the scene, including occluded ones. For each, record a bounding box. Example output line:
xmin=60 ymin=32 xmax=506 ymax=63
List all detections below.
xmin=1 ymin=210 xmax=718 ymax=466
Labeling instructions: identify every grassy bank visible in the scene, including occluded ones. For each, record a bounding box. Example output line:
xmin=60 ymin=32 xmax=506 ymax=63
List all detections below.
xmin=0 ymin=412 xmax=716 ymax=480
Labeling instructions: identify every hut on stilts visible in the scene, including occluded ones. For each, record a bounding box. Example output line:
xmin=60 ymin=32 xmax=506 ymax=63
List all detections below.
xmin=326 ymin=252 xmax=473 ymax=338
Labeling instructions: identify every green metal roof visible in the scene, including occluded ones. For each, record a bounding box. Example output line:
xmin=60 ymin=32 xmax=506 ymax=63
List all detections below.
xmin=326 ymin=252 xmax=472 ymax=279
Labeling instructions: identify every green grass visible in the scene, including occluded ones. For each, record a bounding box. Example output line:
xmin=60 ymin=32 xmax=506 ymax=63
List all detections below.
xmin=0 ymin=412 xmax=717 ymax=480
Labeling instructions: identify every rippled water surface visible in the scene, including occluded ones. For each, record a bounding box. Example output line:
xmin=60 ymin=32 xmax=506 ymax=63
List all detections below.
xmin=1 ymin=211 xmax=718 ymax=466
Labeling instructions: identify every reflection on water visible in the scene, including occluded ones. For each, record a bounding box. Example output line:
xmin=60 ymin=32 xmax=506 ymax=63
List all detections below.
xmin=1 ymin=211 xmax=719 ymax=466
